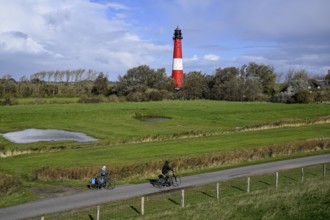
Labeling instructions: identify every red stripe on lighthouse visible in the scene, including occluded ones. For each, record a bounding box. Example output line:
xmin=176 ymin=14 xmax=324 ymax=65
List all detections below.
xmin=172 ymin=27 xmax=183 ymax=89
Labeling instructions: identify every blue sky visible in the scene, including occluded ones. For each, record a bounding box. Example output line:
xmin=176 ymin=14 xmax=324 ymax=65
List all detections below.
xmin=0 ymin=0 xmax=329 ymax=81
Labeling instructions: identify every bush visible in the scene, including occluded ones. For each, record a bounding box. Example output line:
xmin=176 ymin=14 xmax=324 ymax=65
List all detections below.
xmin=295 ymin=90 xmax=314 ymax=103
xmin=78 ymin=95 xmax=108 ymax=103
xmin=145 ymin=89 xmax=163 ymax=101
xmin=1 ymin=97 xmax=18 ymax=105
xmin=0 ymin=175 xmax=22 ymax=195
xmin=126 ymin=92 xmax=144 ymax=102
xmin=108 ymin=94 xmax=120 ymax=103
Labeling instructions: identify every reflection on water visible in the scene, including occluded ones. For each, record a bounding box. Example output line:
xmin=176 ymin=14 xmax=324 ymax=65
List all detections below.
xmin=2 ymin=128 xmax=97 ymax=143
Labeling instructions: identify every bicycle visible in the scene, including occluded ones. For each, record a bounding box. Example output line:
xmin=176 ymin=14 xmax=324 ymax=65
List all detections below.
xmin=169 ymin=171 xmax=181 ymax=187
xmin=89 ymin=175 xmax=115 ymax=190
xmin=155 ymin=171 xmax=181 ymax=188
xmin=103 ymin=176 xmax=116 ymax=190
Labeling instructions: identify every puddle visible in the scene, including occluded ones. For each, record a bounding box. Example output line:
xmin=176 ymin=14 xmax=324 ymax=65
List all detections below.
xmin=143 ymin=117 xmax=169 ymax=122
xmin=2 ymin=128 xmax=97 ymax=143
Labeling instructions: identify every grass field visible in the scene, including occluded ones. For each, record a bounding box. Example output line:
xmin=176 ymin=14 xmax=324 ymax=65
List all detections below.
xmin=0 ymin=100 xmax=329 ymax=208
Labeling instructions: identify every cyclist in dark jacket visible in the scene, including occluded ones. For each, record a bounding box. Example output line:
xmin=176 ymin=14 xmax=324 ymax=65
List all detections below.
xmin=162 ymin=160 xmax=174 ymax=181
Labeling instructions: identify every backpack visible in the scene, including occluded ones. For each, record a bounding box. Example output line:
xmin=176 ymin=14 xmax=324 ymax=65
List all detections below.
xmin=91 ymin=177 xmax=96 ymax=185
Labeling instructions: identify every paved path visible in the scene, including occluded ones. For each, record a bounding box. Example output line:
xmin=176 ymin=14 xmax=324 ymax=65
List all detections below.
xmin=1 ymin=154 xmax=330 ymax=220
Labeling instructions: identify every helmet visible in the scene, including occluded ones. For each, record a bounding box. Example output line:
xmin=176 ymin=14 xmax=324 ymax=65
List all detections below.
xmin=165 ymin=160 xmax=169 ymax=164
xmin=102 ymin=166 xmax=106 ymax=170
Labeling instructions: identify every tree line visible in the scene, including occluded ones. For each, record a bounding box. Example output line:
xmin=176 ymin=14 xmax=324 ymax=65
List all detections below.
xmin=1 ymin=63 xmax=330 ymax=104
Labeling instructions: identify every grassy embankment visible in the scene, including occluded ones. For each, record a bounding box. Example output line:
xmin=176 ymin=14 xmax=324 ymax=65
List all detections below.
xmin=0 ymin=100 xmax=329 ymax=207
xmin=28 ymin=164 xmax=330 ymax=220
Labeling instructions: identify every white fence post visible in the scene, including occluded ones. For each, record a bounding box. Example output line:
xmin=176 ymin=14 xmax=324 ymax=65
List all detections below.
xmin=247 ymin=177 xmax=250 ymax=193
xmin=275 ymin=172 xmax=279 ymax=188
xmin=41 ymin=216 xmax=44 ymax=220
xmin=96 ymin=205 xmax=100 ymax=220
xmin=181 ymin=189 xmax=185 ymax=208
xmin=301 ymin=168 xmax=304 ymax=183
xmin=216 ymin=183 xmax=220 ymax=200
xmin=141 ymin=197 xmax=145 ymax=215
xmin=324 ymin=164 xmax=326 ymax=177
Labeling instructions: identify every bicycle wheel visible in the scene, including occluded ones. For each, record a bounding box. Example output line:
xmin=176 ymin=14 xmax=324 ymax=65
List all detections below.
xmin=104 ymin=179 xmax=115 ymax=190
xmin=158 ymin=177 xmax=166 ymax=188
xmin=173 ymin=175 xmax=181 ymax=187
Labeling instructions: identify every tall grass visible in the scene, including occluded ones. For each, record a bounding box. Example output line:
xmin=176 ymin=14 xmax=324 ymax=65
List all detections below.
xmin=0 ymin=174 xmax=22 ymax=195
xmin=33 ymin=138 xmax=330 ymax=181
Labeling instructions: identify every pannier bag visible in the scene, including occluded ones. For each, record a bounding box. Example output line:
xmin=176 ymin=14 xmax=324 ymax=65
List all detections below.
xmin=91 ymin=177 xmax=96 ymax=185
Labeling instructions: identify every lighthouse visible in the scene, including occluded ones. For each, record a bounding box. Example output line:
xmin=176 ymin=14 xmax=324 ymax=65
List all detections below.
xmin=172 ymin=26 xmax=184 ymax=89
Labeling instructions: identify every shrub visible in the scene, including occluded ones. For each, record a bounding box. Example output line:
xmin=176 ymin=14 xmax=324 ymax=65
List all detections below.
xmin=126 ymin=91 xmax=144 ymax=102
xmin=78 ymin=95 xmax=108 ymax=103
xmin=295 ymin=90 xmax=314 ymax=103
xmin=1 ymin=97 xmax=18 ymax=105
xmin=0 ymin=175 xmax=22 ymax=195
xmin=108 ymin=94 xmax=119 ymax=103
xmin=145 ymin=89 xmax=163 ymax=101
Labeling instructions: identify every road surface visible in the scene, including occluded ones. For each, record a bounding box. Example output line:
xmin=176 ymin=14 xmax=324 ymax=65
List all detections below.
xmin=1 ymin=154 xmax=330 ymax=220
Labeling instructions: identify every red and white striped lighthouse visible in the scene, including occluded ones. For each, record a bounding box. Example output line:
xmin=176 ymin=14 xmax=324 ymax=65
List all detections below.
xmin=172 ymin=26 xmax=184 ymax=89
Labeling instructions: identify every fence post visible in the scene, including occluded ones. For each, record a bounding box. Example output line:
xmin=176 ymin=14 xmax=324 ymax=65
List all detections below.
xmin=247 ymin=177 xmax=250 ymax=193
xmin=41 ymin=217 xmax=44 ymax=220
xmin=301 ymin=168 xmax=304 ymax=183
xmin=324 ymin=164 xmax=326 ymax=177
xmin=181 ymin=189 xmax=185 ymax=208
xmin=216 ymin=183 xmax=220 ymax=200
xmin=141 ymin=197 xmax=145 ymax=215
xmin=96 ymin=205 xmax=100 ymax=220
xmin=275 ymin=172 xmax=279 ymax=188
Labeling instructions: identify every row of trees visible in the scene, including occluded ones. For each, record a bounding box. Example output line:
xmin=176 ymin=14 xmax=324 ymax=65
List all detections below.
xmin=0 ymin=69 xmax=106 ymax=99
xmin=1 ymin=63 xmax=330 ymax=104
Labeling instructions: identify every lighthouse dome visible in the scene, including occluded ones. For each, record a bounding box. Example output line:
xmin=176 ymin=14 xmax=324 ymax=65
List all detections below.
xmin=173 ymin=26 xmax=183 ymax=39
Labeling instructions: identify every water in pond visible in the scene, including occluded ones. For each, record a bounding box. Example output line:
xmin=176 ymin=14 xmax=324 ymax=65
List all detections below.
xmin=2 ymin=128 xmax=97 ymax=143
xmin=143 ymin=117 xmax=169 ymax=122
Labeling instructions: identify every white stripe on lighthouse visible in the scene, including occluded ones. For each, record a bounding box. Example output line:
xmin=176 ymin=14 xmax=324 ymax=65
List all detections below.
xmin=172 ymin=58 xmax=183 ymax=70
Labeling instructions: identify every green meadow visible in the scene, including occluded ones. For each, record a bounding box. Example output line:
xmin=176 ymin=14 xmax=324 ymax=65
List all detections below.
xmin=0 ymin=100 xmax=329 ymax=207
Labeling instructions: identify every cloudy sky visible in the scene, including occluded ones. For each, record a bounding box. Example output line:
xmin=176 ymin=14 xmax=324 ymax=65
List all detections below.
xmin=1 ymin=0 xmax=329 ymax=81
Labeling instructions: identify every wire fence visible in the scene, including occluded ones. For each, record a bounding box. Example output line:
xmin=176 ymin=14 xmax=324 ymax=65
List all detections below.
xmin=28 ymin=163 xmax=329 ymax=220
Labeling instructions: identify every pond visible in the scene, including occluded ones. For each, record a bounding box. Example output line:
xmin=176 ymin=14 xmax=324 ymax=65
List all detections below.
xmin=2 ymin=128 xmax=98 ymax=143
xmin=143 ymin=117 xmax=169 ymax=122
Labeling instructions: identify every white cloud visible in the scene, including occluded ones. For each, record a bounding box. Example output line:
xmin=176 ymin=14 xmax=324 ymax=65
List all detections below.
xmin=203 ymin=54 xmax=219 ymax=61
xmin=240 ymin=56 xmax=265 ymax=62
xmin=0 ymin=31 xmax=44 ymax=54
xmin=1 ymin=0 xmax=329 ymax=79
xmin=0 ymin=0 xmax=173 ymax=79
xmin=184 ymin=55 xmax=199 ymax=62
